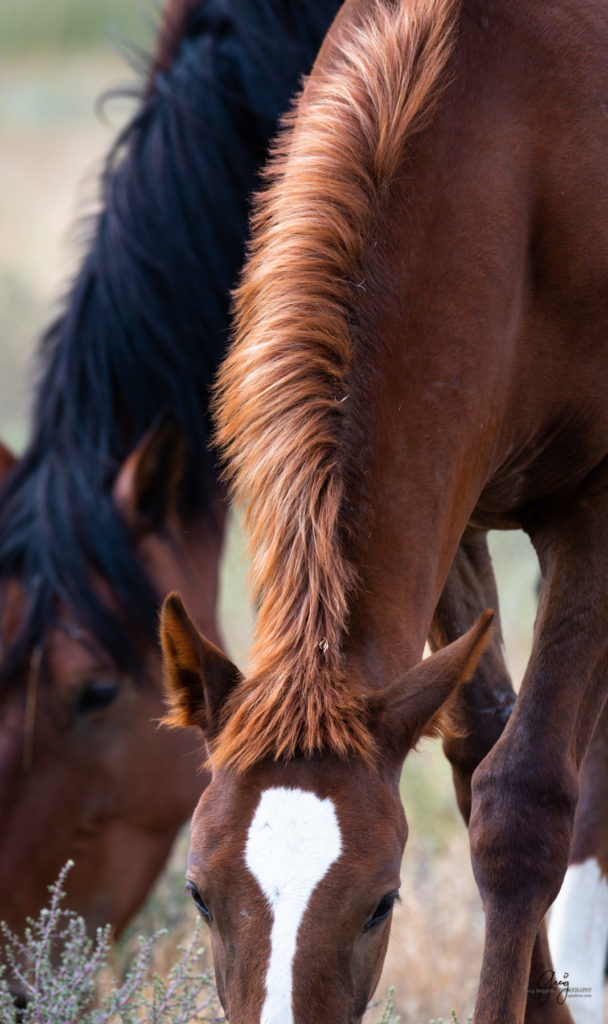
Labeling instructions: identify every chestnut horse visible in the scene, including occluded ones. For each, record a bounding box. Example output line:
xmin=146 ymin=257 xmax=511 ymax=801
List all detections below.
xmin=161 ymin=0 xmax=608 ymax=1021
xmin=0 ymin=0 xmax=341 ymax=938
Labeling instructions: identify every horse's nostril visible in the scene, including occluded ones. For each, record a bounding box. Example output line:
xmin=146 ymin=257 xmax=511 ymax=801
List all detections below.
xmin=10 ymin=989 xmax=28 ymax=1022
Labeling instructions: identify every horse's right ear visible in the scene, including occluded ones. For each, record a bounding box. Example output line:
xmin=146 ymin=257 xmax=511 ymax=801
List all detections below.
xmin=0 ymin=440 xmax=16 ymax=483
xmin=113 ymin=415 xmax=187 ymax=535
xmin=160 ymin=592 xmax=242 ymax=741
xmin=369 ymin=610 xmax=494 ymax=764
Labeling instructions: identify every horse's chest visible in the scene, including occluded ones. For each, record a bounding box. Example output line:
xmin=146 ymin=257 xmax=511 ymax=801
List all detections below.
xmin=473 ymin=399 xmax=608 ymax=527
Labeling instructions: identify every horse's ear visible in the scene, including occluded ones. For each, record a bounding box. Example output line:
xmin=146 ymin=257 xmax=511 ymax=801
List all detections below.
xmin=160 ymin=591 xmax=242 ymax=741
xmin=371 ymin=610 xmax=494 ymax=762
xmin=113 ymin=416 xmax=187 ymax=534
xmin=0 ymin=440 xmax=16 ymax=483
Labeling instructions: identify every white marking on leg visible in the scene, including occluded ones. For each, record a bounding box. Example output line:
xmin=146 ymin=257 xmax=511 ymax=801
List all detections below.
xmin=549 ymin=859 xmax=608 ymax=1024
xmin=245 ymin=786 xmax=342 ymax=1024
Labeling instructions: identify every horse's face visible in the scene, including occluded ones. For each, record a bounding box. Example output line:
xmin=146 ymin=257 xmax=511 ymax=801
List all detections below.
xmin=186 ymin=758 xmax=406 ymax=1024
xmin=162 ymin=595 xmax=493 ymax=1024
xmin=0 ymin=607 xmax=202 ymax=935
xmin=0 ymin=431 xmax=224 ymax=937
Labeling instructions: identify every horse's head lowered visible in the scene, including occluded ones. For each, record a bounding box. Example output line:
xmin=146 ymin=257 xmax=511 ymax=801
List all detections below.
xmin=161 ymin=594 xmax=492 ymax=1023
xmin=0 ymin=426 xmax=223 ymax=936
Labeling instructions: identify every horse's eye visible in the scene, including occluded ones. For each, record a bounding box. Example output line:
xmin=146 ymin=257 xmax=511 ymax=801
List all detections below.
xmin=75 ymin=678 xmax=121 ymax=715
xmin=363 ymin=891 xmax=399 ymax=932
xmin=186 ymin=881 xmax=213 ymax=923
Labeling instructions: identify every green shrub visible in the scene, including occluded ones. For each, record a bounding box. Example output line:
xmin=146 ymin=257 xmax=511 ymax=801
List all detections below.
xmin=428 ymin=1013 xmax=473 ymax=1024
xmin=0 ymin=0 xmax=151 ymax=56
xmin=375 ymin=987 xmax=399 ymax=1024
xmin=0 ymin=863 xmax=223 ymax=1023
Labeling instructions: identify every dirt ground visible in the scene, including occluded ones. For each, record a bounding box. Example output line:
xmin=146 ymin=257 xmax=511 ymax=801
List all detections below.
xmin=1 ymin=45 xmax=566 ymax=1024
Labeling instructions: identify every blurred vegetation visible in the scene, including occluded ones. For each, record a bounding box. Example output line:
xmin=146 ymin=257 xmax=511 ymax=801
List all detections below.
xmin=0 ymin=0 xmax=152 ymax=56
xmin=0 ymin=862 xmax=225 ymax=1023
xmin=0 ymin=863 xmax=400 ymax=1024
xmin=0 ymin=2 xmax=153 ymax=453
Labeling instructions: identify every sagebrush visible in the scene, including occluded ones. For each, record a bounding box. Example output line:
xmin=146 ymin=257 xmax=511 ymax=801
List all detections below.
xmin=0 ymin=863 xmax=400 ymax=1024
xmin=0 ymin=863 xmax=222 ymax=1024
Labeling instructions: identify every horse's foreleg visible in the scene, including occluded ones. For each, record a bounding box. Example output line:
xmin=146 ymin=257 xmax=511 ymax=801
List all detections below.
xmin=469 ymin=481 xmax=608 ymax=1024
xmin=548 ymin=699 xmax=608 ymax=1024
xmin=429 ymin=529 xmax=516 ymax=824
xmin=431 ymin=533 xmax=568 ymax=1022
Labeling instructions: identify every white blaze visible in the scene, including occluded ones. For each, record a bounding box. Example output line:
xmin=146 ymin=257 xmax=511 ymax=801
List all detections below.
xmin=245 ymin=786 xmax=342 ymax=1024
xmin=548 ymin=859 xmax=608 ymax=1024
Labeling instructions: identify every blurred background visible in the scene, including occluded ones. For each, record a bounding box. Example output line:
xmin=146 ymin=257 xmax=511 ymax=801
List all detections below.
xmin=0 ymin=3 xmax=540 ymax=1020
xmin=0 ymin=0 xmax=153 ymax=451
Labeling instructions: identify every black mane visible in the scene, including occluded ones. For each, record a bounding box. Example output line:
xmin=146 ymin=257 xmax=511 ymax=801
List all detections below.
xmin=0 ymin=0 xmax=342 ymax=684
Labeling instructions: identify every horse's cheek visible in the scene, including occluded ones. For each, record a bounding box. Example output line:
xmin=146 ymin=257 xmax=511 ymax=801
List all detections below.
xmin=350 ymin=923 xmax=393 ymax=1016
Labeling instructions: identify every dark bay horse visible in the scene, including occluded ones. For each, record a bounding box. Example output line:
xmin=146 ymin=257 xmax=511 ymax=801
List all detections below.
xmin=161 ymin=0 xmax=608 ymax=1020
xmin=0 ymin=0 xmax=342 ymax=937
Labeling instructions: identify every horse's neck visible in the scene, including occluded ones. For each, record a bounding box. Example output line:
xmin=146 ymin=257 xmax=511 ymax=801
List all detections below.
xmin=342 ymin=263 xmax=502 ymax=689
xmin=343 ymin=402 xmax=481 ymax=688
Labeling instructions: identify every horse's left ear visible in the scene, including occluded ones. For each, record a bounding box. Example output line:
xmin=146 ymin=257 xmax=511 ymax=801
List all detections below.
xmin=371 ymin=609 xmax=494 ymax=762
xmin=113 ymin=415 xmax=187 ymax=534
xmin=160 ymin=592 xmax=242 ymax=741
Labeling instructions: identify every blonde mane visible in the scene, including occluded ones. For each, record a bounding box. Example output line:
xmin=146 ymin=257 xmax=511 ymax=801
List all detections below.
xmin=212 ymin=0 xmax=459 ymax=772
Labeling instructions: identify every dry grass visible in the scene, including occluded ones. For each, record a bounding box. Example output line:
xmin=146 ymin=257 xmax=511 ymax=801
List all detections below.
xmin=366 ymin=781 xmax=484 ymax=1023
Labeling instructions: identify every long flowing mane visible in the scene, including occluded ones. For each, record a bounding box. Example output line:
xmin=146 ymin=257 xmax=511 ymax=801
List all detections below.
xmin=0 ymin=0 xmax=341 ymax=686
xmin=213 ymin=0 xmax=460 ymax=771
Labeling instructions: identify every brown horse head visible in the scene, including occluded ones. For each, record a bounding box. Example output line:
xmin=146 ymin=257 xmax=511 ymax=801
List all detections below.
xmin=161 ymin=593 xmax=491 ymax=1023
xmin=0 ymin=424 xmax=224 ymax=936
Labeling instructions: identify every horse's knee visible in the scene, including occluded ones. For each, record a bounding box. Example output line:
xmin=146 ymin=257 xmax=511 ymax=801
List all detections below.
xmin=469 ymin=749 xmax=578 ymax=915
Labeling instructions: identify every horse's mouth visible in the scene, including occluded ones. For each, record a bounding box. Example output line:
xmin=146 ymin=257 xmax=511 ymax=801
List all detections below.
xmin=10 ymin=989 xmax=28 ymax=1022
